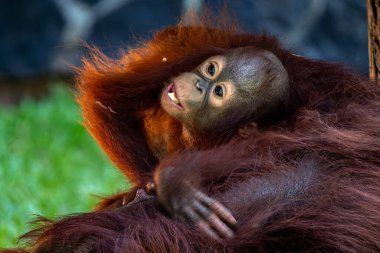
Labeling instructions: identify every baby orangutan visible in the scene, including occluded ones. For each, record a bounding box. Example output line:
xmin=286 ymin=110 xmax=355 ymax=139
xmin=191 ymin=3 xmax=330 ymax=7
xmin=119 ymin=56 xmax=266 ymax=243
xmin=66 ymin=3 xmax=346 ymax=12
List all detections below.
xmin=145 ymin=47 xmax=289 ymax=240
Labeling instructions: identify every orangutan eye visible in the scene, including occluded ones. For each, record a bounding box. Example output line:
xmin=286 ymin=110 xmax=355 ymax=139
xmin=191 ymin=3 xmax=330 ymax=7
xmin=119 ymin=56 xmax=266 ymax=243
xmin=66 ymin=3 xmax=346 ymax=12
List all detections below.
xmin=214 ymin=85 xmax=224 ymax=97
xmin=207 ymin=63 xmax=216 ymax=76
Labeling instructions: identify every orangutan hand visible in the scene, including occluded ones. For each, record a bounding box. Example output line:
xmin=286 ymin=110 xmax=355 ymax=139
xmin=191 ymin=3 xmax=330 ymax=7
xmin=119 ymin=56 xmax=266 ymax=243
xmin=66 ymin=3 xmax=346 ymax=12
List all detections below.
xmin=155 ymin=167 xmax=237 ymax=241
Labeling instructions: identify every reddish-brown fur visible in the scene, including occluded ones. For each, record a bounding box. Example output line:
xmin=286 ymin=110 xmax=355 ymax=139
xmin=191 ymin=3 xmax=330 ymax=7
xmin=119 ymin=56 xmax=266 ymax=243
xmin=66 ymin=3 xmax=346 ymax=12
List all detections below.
xmin=3 ymin=15 xmax=380 ymax=253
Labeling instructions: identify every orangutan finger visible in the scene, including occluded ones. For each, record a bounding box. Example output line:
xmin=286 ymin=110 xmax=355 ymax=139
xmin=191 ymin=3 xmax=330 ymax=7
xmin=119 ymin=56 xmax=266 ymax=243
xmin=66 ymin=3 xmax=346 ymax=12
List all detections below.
xmin=195 ymin=221 xmax=222 ymax=242
xmin=195 ymin=192 xmax=237 ymax=226
xmin=193 ymin=200 xmax=211 ymax=218
xmin=182 ymin=205 xmax=201 ymax=223
xmin=183 ymin=205 xmax=223 ymax=241
xmin=207 ymin=213 xmax=235 ymax=239
xmin=210 ymin=201 xmax=237 ymax=226
xmin=192 ymin=200 xmax=234 ymax=239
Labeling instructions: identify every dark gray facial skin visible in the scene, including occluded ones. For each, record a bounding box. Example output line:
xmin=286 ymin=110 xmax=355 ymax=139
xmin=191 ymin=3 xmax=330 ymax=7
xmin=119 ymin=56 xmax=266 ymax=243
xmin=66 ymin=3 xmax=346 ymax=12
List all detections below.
xmin=160 ymin=47 xmax=289 ymax=134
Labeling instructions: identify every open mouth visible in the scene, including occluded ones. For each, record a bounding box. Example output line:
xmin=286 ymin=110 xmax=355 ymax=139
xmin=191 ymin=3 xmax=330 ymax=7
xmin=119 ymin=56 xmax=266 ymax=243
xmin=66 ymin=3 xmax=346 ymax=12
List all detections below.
xmin=167 ymin=83 xmax=183 ymax=108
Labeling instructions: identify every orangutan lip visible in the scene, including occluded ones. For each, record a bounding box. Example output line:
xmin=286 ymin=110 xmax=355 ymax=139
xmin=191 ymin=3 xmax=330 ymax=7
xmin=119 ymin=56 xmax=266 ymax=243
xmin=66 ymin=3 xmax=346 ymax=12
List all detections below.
xmin=167 ymin=83 xmax=183 ymax=109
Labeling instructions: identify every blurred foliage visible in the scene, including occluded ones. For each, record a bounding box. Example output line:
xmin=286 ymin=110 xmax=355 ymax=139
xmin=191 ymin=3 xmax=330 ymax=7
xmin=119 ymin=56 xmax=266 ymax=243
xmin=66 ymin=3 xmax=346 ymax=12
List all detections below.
xmin=0 ymin=84 xmax=129 ymax=248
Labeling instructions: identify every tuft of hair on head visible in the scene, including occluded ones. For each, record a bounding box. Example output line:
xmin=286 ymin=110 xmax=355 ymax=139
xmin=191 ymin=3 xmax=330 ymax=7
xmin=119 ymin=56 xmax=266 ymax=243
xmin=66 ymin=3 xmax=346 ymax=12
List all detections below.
xmin=178 ymin=6 xmax=240 ymax=35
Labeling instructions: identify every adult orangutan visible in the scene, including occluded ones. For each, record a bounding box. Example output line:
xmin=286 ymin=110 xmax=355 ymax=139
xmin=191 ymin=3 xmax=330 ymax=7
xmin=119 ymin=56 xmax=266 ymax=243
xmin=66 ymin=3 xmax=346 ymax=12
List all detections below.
xmin=5 ymin=15 xmax=380 ymax=253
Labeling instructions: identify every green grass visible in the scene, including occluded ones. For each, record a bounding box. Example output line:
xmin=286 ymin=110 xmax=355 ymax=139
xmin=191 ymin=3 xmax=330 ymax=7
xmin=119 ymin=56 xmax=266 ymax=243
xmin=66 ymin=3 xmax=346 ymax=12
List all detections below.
xmin=0 ymin=84 xmax=129 ymax=248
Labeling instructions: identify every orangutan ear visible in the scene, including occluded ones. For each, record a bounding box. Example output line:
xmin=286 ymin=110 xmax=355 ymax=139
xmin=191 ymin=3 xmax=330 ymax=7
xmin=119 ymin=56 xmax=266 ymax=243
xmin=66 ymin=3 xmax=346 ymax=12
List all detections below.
xmin=238 ymin=122 xmax=258 ymax=139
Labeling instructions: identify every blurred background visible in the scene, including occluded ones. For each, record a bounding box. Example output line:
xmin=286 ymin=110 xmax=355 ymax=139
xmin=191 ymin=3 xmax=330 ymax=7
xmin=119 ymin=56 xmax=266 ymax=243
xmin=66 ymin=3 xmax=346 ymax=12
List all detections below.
xmin=0 ymin=0 xmax=368 ymax=248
